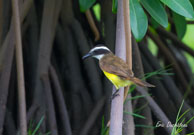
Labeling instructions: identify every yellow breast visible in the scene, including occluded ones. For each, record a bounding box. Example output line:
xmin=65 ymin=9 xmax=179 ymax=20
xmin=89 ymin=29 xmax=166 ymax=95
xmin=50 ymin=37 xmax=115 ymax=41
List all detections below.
xmin=103 ymin=71 xmax=132 ymax=89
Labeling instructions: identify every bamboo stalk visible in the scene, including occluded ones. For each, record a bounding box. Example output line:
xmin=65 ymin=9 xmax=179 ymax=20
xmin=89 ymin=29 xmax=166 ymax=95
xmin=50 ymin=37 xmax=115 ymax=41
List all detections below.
xmin=11 ymin=0 xmax=27 ymax=134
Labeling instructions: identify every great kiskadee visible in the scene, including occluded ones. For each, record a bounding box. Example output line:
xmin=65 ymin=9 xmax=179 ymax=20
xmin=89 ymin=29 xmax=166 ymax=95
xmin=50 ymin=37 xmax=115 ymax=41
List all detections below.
xmin=82 ymin=45 xmax=155 ymax=90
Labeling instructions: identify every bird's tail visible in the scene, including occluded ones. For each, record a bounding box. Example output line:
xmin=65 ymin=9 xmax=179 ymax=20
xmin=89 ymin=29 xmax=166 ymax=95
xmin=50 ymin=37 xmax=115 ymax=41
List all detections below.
xmin=131 ymin=77 xmax=155 ymax=87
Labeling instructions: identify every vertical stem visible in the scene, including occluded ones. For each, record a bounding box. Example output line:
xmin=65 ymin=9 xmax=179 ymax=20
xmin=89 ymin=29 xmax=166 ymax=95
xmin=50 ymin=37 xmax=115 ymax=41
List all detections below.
xmin=123 ymin=0 xmax=132 ymax=68
xmin=11 ymin=0 xmax=27 ymax=134
xmin=122 ymin=0 xmax=135 ymax=135
xmin=0 ymin=0 xmax=32 ymax=134
xmin=123 ymin=0 xmax=133 ymax=101
xmin=109 ymin=0 xmax=125 ymax=134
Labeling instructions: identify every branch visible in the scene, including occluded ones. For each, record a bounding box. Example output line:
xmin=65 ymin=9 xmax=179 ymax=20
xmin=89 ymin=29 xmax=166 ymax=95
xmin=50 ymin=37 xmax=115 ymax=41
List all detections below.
xmin=187 ymin=21 xmax=194 ymax=24
xmin=85 ymin=10 xmax=100 ymax=41
xmin=11 ymin=0 xmax=27 ymax=134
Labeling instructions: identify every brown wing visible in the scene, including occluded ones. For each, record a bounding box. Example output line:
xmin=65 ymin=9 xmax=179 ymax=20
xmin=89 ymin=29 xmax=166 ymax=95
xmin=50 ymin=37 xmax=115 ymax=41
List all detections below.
xmin=99 ymin=53 xmax=134 ymax=79
xmin=100 ymin=53 xmax=155 ymax=87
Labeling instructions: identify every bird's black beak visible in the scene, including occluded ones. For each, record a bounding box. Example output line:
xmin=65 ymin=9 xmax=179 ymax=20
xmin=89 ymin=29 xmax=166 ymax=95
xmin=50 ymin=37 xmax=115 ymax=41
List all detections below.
xmin=82 ymin=52 xmax=92 ymax=60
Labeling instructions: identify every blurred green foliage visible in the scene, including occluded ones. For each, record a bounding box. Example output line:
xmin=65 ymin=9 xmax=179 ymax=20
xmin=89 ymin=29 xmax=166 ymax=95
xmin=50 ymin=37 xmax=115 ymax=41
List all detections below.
xmin=182 ymin=24 xmax=194 ymax=72
xmin=93 ymin=4 xmax=101 ymax=21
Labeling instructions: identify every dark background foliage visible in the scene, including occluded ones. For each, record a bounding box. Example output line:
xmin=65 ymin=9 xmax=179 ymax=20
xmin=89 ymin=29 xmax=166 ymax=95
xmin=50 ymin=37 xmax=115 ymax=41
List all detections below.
xmin=0 ymin=0 xmax=194 ymax=135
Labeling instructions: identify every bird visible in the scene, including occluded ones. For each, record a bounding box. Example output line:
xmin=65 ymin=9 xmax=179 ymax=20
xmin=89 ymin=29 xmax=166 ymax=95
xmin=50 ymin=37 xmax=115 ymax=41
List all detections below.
xmin=82 ymin=44 xmax=155 ymax=97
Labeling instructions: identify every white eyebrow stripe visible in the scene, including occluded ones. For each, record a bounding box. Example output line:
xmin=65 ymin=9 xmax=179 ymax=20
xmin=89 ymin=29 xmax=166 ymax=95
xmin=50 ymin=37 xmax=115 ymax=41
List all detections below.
xmin=90 ymin=46 xmax=110 ymax=52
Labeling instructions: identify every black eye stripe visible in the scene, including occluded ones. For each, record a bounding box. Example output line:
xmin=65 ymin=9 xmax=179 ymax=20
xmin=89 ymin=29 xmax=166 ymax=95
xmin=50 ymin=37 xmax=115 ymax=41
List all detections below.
xmin=94 ymin=49 xmax=110 ymax=54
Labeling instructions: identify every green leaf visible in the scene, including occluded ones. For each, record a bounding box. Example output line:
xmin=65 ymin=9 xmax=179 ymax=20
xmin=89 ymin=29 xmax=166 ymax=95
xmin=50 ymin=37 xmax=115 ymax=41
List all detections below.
xmin=112 ymin=0 xmax=118 ymax=13
xmin=140 ymin=0 xmax=168 ymax=27
xmin=135 ymin=124 xmax=156 ymax=129
xmin=130 ymin=0 xmax=148 ymax=41
xmin=160 ymin=0 xmax=194 ymax=18
xmin=187 ymin=132 xmax=194 ymax=135
xmin=124 ymin=111 xmax=146 ymax=119
xmin=150 ymin=17 xmax=160 ymax=29
xmin=172 ymin=12 xmax=186 ymax=39
xmin=101 ymin=116 xmax=109 ymax=135
xmin=32 ymin=116 xmax=45 ymax=135
xmin=190 ymin=0 xmax=194 ymax=8
xmin=79 ymin=0 xmax=96 ymax=12
xmin=126 ymin=94 xmax=150 ymax=101
xmin=93 ymin=4 xmax=101 ymax=21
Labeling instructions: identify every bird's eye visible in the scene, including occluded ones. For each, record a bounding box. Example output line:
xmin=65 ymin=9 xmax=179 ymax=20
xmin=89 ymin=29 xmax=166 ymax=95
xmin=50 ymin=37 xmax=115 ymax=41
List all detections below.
xmin=93 ymin=50 xmax=98 ymax=54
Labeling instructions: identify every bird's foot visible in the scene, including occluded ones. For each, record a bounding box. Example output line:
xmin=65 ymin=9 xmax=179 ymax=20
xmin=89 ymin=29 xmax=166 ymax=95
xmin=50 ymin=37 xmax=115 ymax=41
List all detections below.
xmin=110 ymin=90 xmax=120 ymax=101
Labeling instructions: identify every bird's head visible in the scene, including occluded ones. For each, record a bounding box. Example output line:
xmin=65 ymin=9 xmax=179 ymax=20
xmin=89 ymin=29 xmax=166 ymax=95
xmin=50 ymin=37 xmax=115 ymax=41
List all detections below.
xmin=82 ymin=45 xmax=111 ymax=60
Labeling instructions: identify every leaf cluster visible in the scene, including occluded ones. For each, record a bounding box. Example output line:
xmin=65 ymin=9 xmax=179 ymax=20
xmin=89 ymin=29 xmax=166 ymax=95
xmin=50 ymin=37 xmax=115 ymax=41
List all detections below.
xmin=79 ymin=0 xmax=194 ymax=40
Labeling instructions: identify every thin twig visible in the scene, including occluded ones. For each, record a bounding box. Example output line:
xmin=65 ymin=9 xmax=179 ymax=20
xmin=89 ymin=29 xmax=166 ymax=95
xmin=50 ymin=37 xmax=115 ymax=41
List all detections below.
xmin=85 ymin=10 xmax=100 ymax=41
xmin=123 ymin=0 xmax=135 ymax=134
xmin=123 ymin=0 xmax=132 ymax=68
xmin=187 ymin=21 xmax=194 ymax=24
xmin=123 ymin=0 xmax=133 ymax=101
xmin=11 ymin=0 xmax=27 ymax=134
